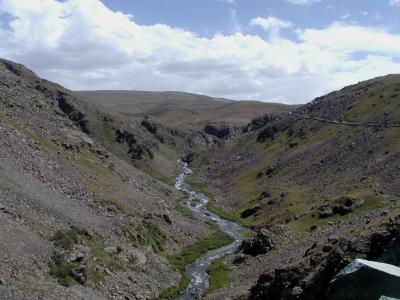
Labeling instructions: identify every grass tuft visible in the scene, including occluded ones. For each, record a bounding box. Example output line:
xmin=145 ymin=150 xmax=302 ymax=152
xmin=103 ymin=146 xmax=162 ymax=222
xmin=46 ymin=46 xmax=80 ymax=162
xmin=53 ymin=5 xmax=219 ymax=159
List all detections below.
xmin=48 ymin=253 xmax=78 ymax=287
xmin=204 ymin=257 xmax=232 ymax=295
xmin=50 ymin=226 xmax=88 ymax=250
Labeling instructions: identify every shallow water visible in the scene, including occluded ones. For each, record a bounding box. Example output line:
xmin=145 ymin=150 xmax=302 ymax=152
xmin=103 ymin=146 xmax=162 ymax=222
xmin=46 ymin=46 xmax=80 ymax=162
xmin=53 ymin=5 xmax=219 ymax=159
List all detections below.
xmin=174 ymin=162 xmax=251 ymax=300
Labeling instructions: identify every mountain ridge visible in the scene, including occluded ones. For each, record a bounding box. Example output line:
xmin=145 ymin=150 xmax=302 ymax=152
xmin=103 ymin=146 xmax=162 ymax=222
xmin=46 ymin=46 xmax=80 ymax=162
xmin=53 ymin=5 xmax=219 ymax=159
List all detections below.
xmin=79 ymin=90 xmax=298 ymax=128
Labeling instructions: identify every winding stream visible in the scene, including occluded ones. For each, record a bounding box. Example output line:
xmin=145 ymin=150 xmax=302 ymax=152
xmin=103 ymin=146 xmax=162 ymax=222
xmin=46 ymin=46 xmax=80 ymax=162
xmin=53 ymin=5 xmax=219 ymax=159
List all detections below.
xmin=174 ymin=161 xmax=251 ymax=299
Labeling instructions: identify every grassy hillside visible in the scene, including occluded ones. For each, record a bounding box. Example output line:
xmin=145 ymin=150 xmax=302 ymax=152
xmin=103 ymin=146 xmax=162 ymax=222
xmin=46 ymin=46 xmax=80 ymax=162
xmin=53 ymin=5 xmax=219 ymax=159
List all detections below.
xmin=191 ymin=74 xmax=400 ymax=231
xmin=183 ymin=74 xmax=400 ymax=300
xmin=79 ymin=90 xmax=298 ymax=128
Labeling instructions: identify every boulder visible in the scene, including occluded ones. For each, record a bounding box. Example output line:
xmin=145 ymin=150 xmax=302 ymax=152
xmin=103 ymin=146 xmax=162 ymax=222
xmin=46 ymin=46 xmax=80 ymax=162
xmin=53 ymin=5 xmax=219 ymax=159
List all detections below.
xmin=316 ymin=197 xmax=365 ymax=219
xmin=318 ymin=205 xmax=334 ymax=218
xmin=244 ymin=114 xmax=278 ymax=132
xmin=71 ymin=264 xmax=90 ymax=285
xmin=239 ymin=231 xmax=273 ymax=256
xmin=328 ymin=259 xmax=400 ymax=300
xmin=163 ymin=213 xmax=172 ymax=225
xmin=241 ymin=206 xmax=261 ymax=218
xmin=203 ymin=123 xmax=239 ymax=140
xmin=66 ymin=245 xmax=90 ymax=262
xmin=333 ymin=196 xmax=364 ymax=216
xmin=104 ymin=246 xmax=119 ymax=256
xmin=141 ymin=119 xmax=157 ymax=134
xmin=117 ymin=249 xmax=147 ymax=267
xmin=258 ymin=190 xmax=271 ymax=200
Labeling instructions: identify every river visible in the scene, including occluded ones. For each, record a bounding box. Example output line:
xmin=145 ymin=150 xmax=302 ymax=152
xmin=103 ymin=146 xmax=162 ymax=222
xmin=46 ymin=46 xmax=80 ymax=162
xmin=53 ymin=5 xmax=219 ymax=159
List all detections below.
xmin=174 ymin=161 xmax=251 ymax=300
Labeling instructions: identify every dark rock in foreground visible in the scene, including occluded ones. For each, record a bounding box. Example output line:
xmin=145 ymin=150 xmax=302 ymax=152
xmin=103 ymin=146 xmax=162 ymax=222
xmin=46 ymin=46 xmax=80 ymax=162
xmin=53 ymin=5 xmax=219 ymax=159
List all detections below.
xmin=328 ymin=259 xmax=400 ymax=300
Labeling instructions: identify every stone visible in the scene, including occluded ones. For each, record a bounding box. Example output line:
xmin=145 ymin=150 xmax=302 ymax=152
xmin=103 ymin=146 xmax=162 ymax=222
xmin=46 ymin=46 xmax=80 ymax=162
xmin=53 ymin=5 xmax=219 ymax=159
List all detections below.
xmin=291 ymin=286 xmax=303 ymax=296
xmin=67 ymin=245 xmax=90 ymax=262
xmin=265 ymin=167 xmax=275 ymax=177
xmin=104 ymin=246 xmax=119 ymax=256
xmin=117 ymin=249 xmax=147 ymax=266
xmin=318 ymin=206 xmax=334 ymax=218
xmin=232 ymin=254 xmax=247 ymax=265
xmin=240 ymin=206 xmax=261 ymax=218
xmin=203 ymin=123 xmax=239 ymax=140
xmin=333 ymin=196 xmax=365 ymax=216
xmin=71 ymin=264 xmax=90 ymax=285
xmin=328 ymin=259 xmax=400 ymax=300
xmin=258 ymin=190 xmax=271 ymax=199
xmin=103 ymin=267 xmax=112 ymax=275
xmin=0 ymin=277 xmax=5 ymax=285
xmin=309 ymin=225 xmax=318 ymax=231
xmin=239 ymin=231 xmax=273 ymax=256
xmin=163 ymin=214 xmax=172 ymax=225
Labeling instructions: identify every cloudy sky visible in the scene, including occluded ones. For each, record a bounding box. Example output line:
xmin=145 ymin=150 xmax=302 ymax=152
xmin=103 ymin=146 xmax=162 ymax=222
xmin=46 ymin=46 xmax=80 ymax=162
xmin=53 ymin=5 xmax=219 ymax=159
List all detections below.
xmin=1 ymin=0 xmax=400 ymax=103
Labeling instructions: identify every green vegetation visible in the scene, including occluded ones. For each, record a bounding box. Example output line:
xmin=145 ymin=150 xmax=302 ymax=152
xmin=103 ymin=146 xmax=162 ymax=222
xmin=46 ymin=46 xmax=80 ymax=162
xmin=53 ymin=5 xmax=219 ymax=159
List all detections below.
xmin=186 ymin=172 xmax=251 ymax=226
xmin=288 ymin=188 xmax=386 ymax=233
xmin=50 ymin=226 xmax=89 ymax=250
xmin=48 ymin=253 xmax=78 ymax=287
xmin=157 ymin=273 xmax=191 ymax=299
xmin=141 ymin=220 xmax=167 ymax=253
xmin=156 ymin=175 xmax=176 ymax=186
xmin=0 ymin=112 xmax=59 ymax=151
xmin=166 ymin=228 xmax=233 ymax=271
xmin=158 ymin=227 xmax=234 ymax=299
xmin=207 ymin=201 xmax=246 ymax=225
xmin=124 ymin=220 xmax=167 ymax=253
xmin=238 ymin=230 xmax=256 ymax=239
xmin=186 ymin=175 xmax=209 ymax=195
xmin=204 ymin=257 xmax=232 ymax=295
xmin=175 ymin=194 xmax=194 ymax=219
xmin=176 ymin=202 xmax=194 ymax=219
xmin=93 ymin=196 xmax=137 ymax=217
xmin=88 ymin=240 xmax=126 ymax=272
xmin=49 ymin=226 xmax=127 ymax=286
xmin=78 ymin=155 xmax=124 ymax=187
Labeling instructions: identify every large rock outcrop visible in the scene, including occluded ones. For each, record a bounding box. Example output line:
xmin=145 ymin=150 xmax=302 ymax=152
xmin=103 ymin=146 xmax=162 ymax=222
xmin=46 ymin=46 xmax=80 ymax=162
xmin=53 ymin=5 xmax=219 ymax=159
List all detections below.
xmin=203 ymin=123 xmax=239 ymax=140
xmin=328 ymin=259 xmax=400 ymax=300
xmin=249 ymin=215 xmax=400 ymax=300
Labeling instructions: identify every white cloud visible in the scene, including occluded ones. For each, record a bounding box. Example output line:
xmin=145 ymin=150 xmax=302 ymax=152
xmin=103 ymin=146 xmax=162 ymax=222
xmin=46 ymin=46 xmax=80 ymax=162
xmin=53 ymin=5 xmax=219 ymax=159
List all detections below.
xmin=229 ymin=9 xmax=242 ymax=33
xmin=389 ymin=0 xmax=400 ymax=6
xmin=325 ymin=5 xmax=335 ymax=12
xmin=340 ymin=14 xmax=351 ymax=20
xmin=285 ymin=0 xmax=321 ymax=6
xmin=0 ymin=0 xmax=399 ymax=104
xmin=250 ymin=17 xmax=293 ymax=35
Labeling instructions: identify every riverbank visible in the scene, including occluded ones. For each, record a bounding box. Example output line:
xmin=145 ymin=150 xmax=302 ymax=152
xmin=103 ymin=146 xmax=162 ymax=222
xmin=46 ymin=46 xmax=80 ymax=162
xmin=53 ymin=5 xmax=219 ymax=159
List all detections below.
xmin=162 ymin=162 xmax=250 ymax=299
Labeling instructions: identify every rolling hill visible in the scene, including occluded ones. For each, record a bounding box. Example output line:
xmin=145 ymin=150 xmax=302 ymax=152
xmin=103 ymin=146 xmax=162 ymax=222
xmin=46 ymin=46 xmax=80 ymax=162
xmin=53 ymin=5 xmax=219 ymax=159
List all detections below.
xmin=78 ymin=90 xmax=298 ymax=128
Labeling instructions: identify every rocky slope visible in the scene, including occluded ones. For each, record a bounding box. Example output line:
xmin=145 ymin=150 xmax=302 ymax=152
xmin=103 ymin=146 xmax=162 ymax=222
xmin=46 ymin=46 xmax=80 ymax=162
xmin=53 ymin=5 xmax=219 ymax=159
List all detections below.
xmin=2 ymin=57 xmax=400 ymax=300
xmin=0 ymin=58 xmax=220 ymax=299
xmin=188 ymin=75 xmax=400 ymax=299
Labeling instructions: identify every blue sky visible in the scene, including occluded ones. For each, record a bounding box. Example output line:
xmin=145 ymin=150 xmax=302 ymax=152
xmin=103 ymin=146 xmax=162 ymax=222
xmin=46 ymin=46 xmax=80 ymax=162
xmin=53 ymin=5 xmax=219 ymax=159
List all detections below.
xmin=0 ymin=0 xmax=400 ymax=103
xmin=102 ymin=0 xmax=400 ymax=36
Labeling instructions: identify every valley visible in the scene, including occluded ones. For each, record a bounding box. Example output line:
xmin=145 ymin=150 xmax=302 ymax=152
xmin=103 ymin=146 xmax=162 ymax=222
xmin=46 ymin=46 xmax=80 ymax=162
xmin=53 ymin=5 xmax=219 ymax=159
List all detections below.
xmin=1 ymin=58 xmax=400 ymax=300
